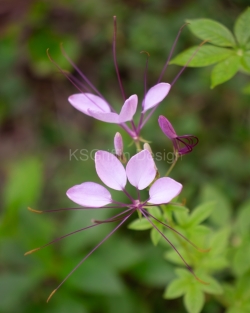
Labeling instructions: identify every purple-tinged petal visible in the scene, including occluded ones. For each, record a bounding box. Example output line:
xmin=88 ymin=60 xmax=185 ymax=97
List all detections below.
xmin=114 ymin=132 xmax=123 ymax=156
xmin=88 ymin=110 xmax=119 ymax=123
xmin=119 ymin=95 xmax=138 ymax=123
xmin=142 ymin=83 xmax=171 ymax=112
xmin=158 ymin=115 xmax=177 ymax=139
xmin=126 ymin=150 xmax=156 ymax=190
xmin=95 ymin=151 xmax=127 ymax=190
xmin=66 ymin=182 xmax=112 ymax=207
xmin=68 ymin=93 xmax=111 ymax=116
xmin=148 ymin=177 xmax=182 ymax=204
xmin=176 ymin=135 xmax=199 ymax=155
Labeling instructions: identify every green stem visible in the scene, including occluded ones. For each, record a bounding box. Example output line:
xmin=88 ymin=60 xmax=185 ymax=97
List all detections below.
xmin=165 ymin=152 xmax=179 ymax=176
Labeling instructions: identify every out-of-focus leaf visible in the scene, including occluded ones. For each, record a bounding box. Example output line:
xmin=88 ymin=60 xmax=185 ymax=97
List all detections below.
xmin=241 ymin=53 xmax=250 ymax=72
xmin=211 ymin=55 xmax=240 ymax=88
xmin=234 ymin=7 xmax=250 ymax=46
xmin=1 ymin=157 xmax=43 ymax=235
xmin=186 ymin=18 xmax=236 ymax=47
xmin=0 ymin=273 xmax=40 ymax=313
xmin=128 ymin=218 xmax=152 ymax=230
xmin=235 ymin=199 xmax=250 ymax=236
xmin=200 ymin=185 xmax=232 ymax=227
xmin=150 ymin=225 xmax=162 ymax=246
xmin=184 ymin=283 xmax=205 ymax=313
xmin=188 ymin=201 xmax=215 ymax=226
xmin=164 ymin=278 xmax=187 ymax=299
xmin=170 ymin=45 xmax=233 ymax=67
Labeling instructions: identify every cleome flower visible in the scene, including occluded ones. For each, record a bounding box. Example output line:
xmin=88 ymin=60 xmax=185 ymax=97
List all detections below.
xmin=158 ymin=115 xmax=199 ymax=155
xmin=25 ymin=148 xmax=205 ymax=301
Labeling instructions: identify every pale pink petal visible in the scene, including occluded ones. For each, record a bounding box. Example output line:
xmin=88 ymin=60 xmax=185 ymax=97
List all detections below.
xmin=88 ymin=110 xmax=119 ymax=123
xmin=148 ymin=177 xmax=182 ymax=204
xmin=68 ymin=93 xmax=111 ymax=116
xmin=126 ymin=150 xmax=156 ymax=190
xmin=119 ymin=95 xmax=138 ymax=123
xmin=95 ymin=151 xmax=127 ymax=190
xmin=142 ymin=83 xmax=171 ymax=112
xmin=158 ymin=115 xmax=177 ymax=139
xmin=66 ymin=182 xmax=112 ymax=207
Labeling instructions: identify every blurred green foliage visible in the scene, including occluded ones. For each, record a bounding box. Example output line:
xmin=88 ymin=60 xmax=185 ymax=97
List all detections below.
xmin=1 ymin=0 xmax=250 ymax=313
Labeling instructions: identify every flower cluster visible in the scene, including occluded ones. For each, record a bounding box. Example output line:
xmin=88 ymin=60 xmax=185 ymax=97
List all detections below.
xmin=26 ymin=18 xmax=201 ymax=302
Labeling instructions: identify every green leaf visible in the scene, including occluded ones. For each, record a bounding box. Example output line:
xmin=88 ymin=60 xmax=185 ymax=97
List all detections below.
xmin=150 ymin=226 xmax=162 ymax=246
xmin=200 ymin=276 xmax=223 ymax=294
xmin=211 ymin=55 xmax=241 ymax=88
xmin=235 ymin=199 xmax=250 ymax=236
xmin=241 ymin=53 xmax=250 ymax=72
xmin=184 ymin=284 xmax=205 ymax=313
xmin=170 ymin=45 xmax=233 ymax=67
xmin=174 ymin=209 xmax=189 ymax=226
xmin=187 ymin=18 xmax=236 ymax=47
xmin=128 ymin=218 xmax=152 ymax=230
xmin=234 ymin=7 xmax=250 ymax=46
xmin=164 ymin=278 xmax=187 ymax=299
xmin=188 ymin=201 xmax=215 ymax=226
xmin=200 ymin=185 xmax=232 ymax=227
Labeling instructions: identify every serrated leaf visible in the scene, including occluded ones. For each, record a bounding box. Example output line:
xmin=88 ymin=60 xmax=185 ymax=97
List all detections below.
xmin=211 ymin=55 xmax=240 ymax=88
xmin=128 ymin=218 xmax=152 ymax=230
xmin=170 ymin=45 xmax=233 ymax=67
xmin=234 ymin=7 xmax=250 ymax=46
xmin=187 ymin=18 xmax=236 ymax=47
xmin=188 ymin=201 xmax=215 ymax=226
xmin=184 ymin=284 xmax=205 ymax=313
xmin=164 ymin=278 xmax=187 ymax=299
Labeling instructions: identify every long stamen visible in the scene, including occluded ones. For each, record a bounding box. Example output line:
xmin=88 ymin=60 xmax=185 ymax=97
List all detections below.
xmin=138 ymin=51 xmax=150 ymax=132
xmin=24 ymin=223 xmax=99 ymax=256
xmin=171 ymin=40 xmax=209 ymax=87
xmin=158 ymin=23 xmax=188 ymax=83
xmin=140 ymin=210 xmax=208 ymax=284
xmin=142 ymin=209 xmax=209 ymax=252
xmin=122 ymin=188 xmax=135 ymax=202
xmin=60 ymin=44 xmax=106 ymax=100
xmin=27 ymin=204 xmax=127 ymax=214
xmin=113 ymin=16 xmax=126 ymax=102
xmin=93 ymin=208 xmax=134 ymax=224
xmin=47 ymin=211 xmax=133 ymax=302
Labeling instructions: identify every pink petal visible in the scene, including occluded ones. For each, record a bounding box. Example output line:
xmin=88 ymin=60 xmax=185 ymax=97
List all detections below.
xmin=95 ymin=151 xmax=127 ymax=190
xmin=66 ymin=182 xmax=112 ymax=207
xmin=126 ymin=150 xmax=156 ymax=190
xmin=119 ymin=95 xmax=138 ymax=123
xmin=88 ymin=110 xmax=119 ymax=123
xmin=158 ymin=115 xmax=177 ymax=139
xmin=142 ymin=83 xmax=171 ymax=112
xmin=68 ymin=93 xmax=111 ymax=116
xmin=148 ymin=177 xmax=182 ymax=204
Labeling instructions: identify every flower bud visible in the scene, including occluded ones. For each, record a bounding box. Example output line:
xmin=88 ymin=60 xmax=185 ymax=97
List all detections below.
xmin=114 ymin=132 xmax=123 ymax=156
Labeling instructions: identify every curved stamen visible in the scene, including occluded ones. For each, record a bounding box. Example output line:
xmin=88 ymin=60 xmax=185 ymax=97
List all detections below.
xmin=60 ymin=44 xmax=106 ymax=100
xmin=47 ymin=211 xmax=133 ymax=302
xmin=158 ymin=23 xmax=189 ymax=83
xmin=140 ymin=210 xmax=206 ymax=283
xmin=113 ymin=16 xmax=126 ymax=102
xmin=141 ymin=209 xmax=208 ymax=252
xmin=24 ymin=223 xmax=99 ymax=255
xmin=171 ymin=40 xmax=209 ymax=87
xmin=138 ymin=51 xmax=150 ymax=133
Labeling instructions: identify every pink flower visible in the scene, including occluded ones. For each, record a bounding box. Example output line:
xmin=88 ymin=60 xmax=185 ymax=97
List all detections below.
xmin=67 ymin=149 xmax=181 ymax=207
xmin=158 ymin=115 xmax=199 ymax=155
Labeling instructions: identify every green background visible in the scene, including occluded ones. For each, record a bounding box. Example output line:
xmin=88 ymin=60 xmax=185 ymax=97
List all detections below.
xmin=0 ymin=0 xmax=250 ymax=312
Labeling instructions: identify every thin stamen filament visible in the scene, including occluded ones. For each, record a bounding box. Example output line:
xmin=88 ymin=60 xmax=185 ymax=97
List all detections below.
xmin=47 ymin=211 xmax=133 ymax=302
